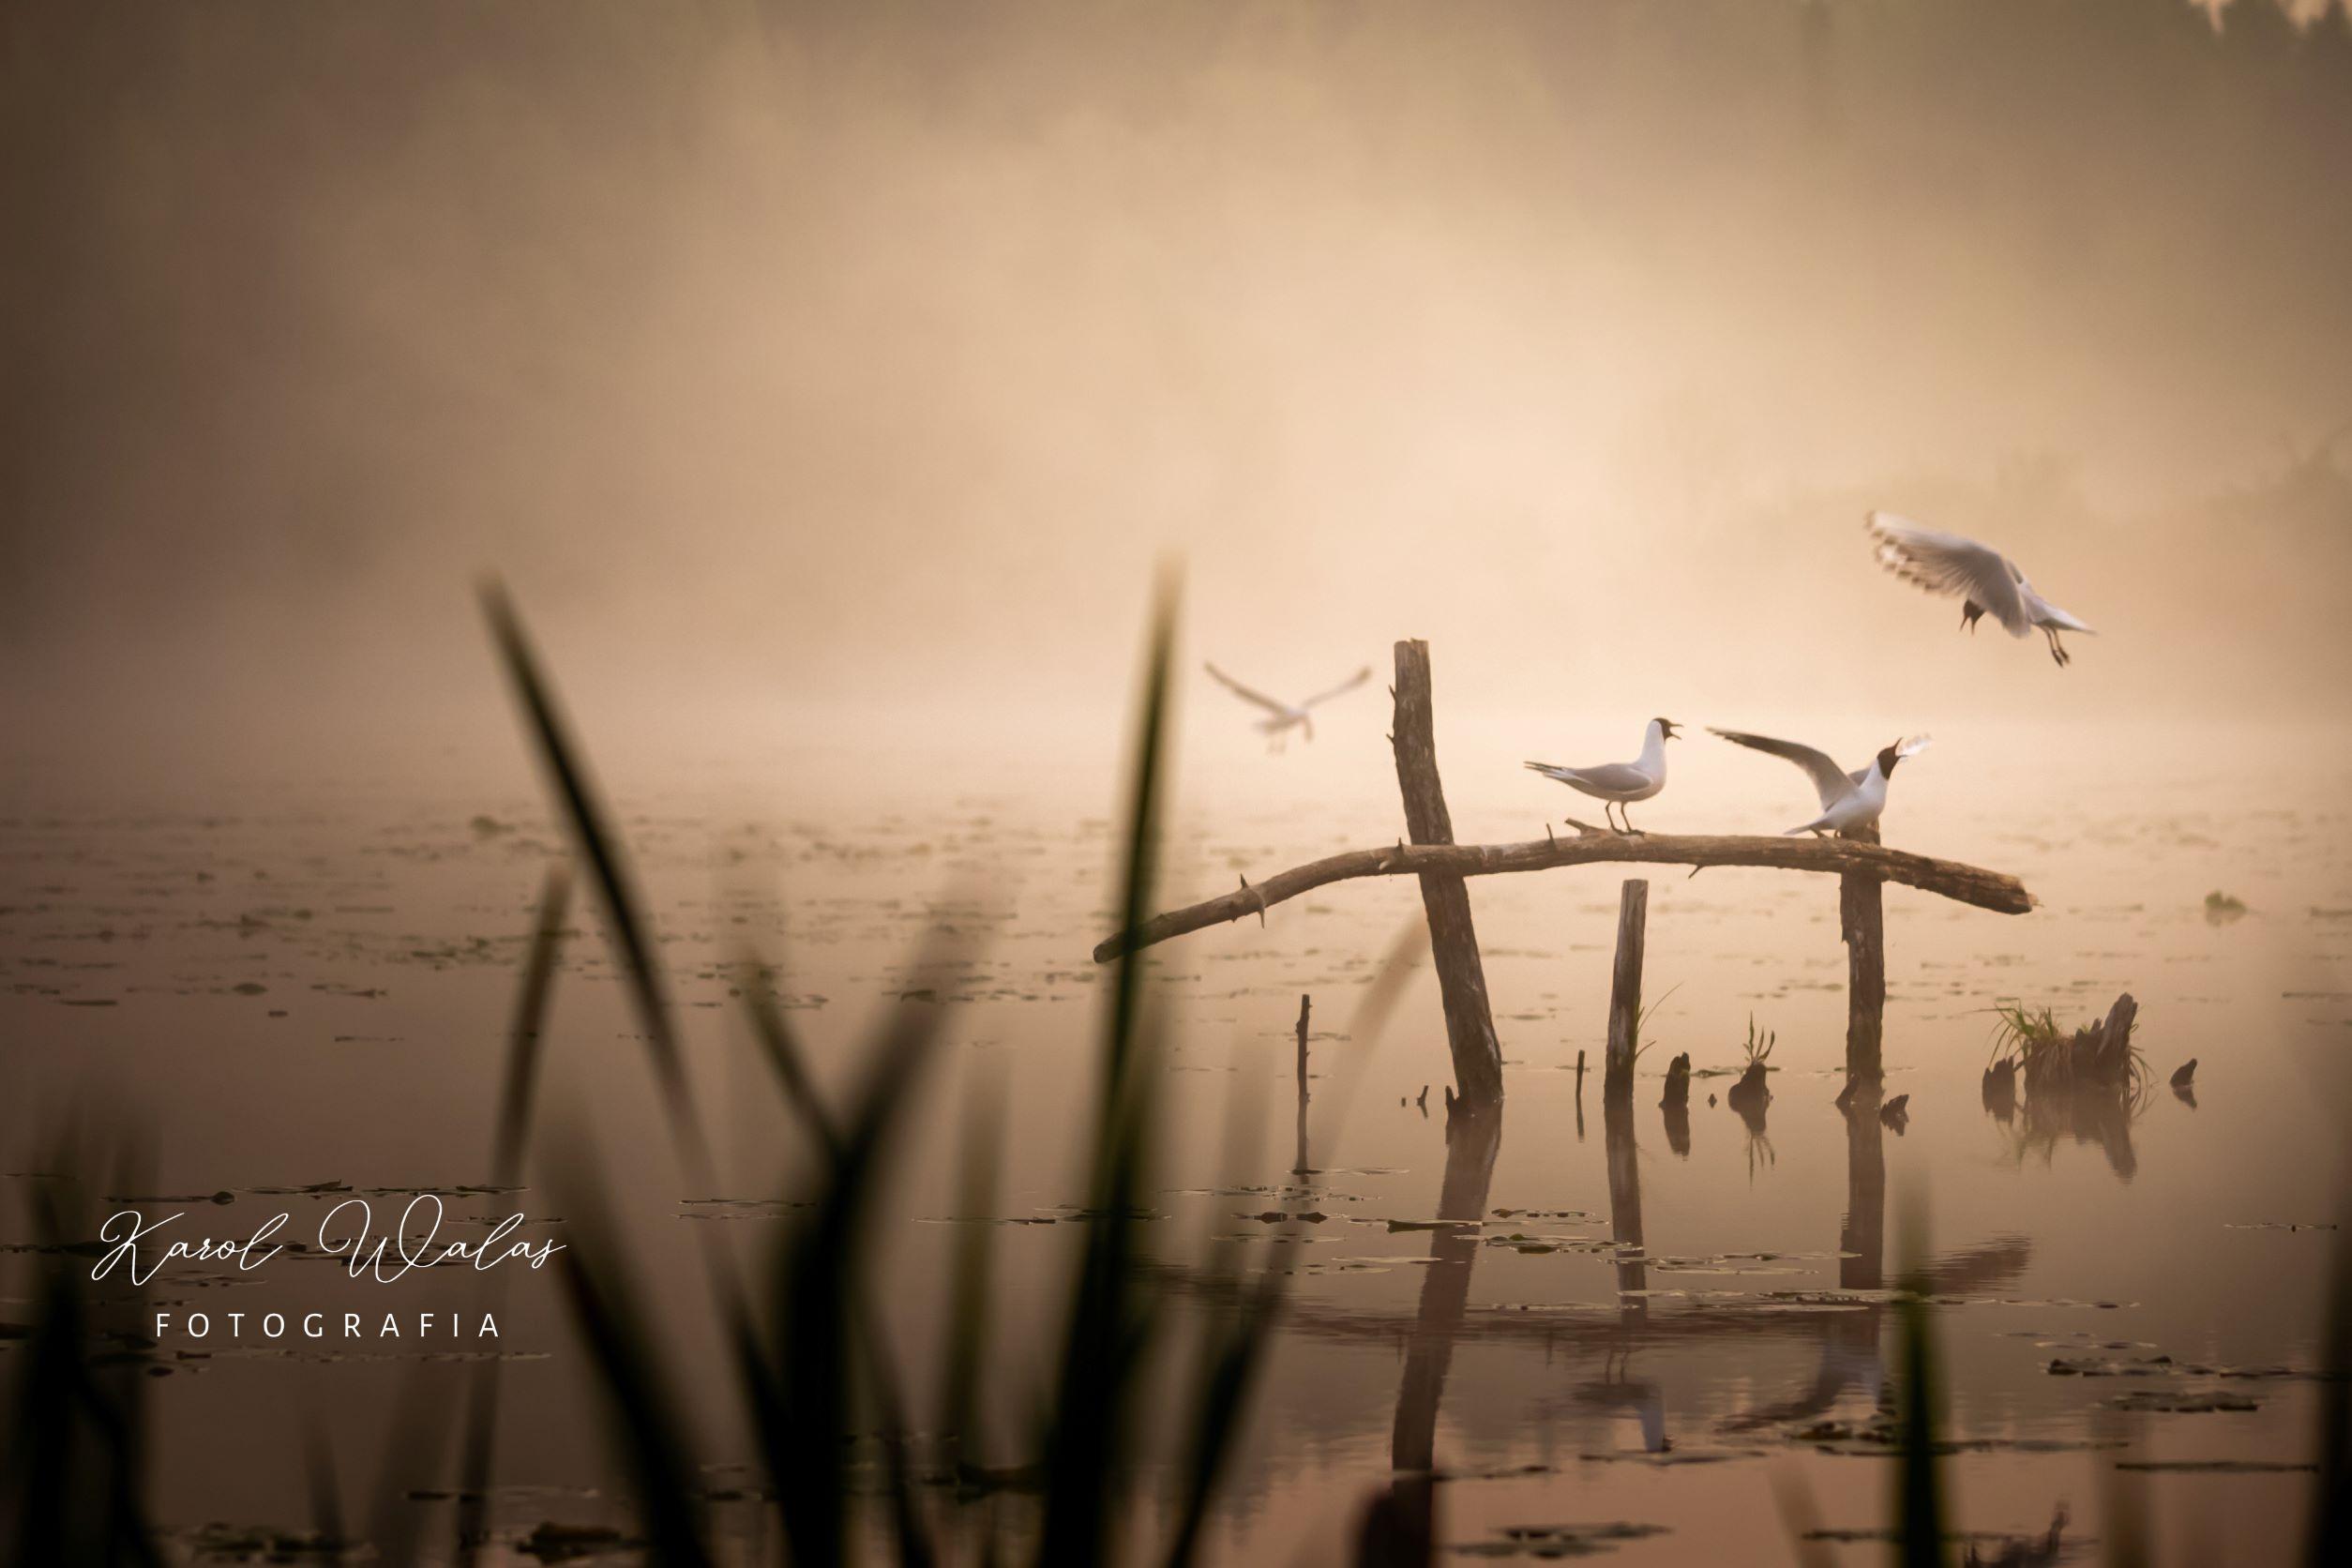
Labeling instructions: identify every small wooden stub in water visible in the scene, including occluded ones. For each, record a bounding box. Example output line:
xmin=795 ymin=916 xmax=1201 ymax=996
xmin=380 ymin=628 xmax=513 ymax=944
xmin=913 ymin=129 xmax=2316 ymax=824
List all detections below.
xmin=1293 ymin=992 xmax=1312 ymax=1176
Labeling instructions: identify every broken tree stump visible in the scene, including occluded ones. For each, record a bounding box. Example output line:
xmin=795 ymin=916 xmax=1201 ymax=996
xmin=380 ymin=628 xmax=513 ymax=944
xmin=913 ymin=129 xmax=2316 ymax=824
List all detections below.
xmin=1604 ymin=879 xmax=1649 ymax=1100
xmin=1840 ymin=823 xmax=1886 ymax=1082
xmin=1390 ymin=640 xmax=1503 ymax=1111
xmin=1660 ymin=1051 xmax=1690 ymax=1108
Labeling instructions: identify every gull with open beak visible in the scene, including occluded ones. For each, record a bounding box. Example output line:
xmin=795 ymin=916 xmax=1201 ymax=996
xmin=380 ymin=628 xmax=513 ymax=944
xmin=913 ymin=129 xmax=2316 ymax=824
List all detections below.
xmin=1525 ymin=718 xmax=1680 ymax=834
xmin=1711 ymin=729 xmax=1932 ymax=837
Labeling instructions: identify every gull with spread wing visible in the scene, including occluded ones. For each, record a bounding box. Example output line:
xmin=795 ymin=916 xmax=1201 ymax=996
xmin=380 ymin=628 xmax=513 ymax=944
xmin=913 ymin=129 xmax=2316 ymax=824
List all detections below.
xmin=1203 ymin=662 xmax=1372 ymax=749
xmin=1866 ymin=510 xmax=2095 ymax=666
xmin=1525 ymin=718 xmax=1680 ymax=835
xmin=1711 ymin=728 xmax=1932 ymax=837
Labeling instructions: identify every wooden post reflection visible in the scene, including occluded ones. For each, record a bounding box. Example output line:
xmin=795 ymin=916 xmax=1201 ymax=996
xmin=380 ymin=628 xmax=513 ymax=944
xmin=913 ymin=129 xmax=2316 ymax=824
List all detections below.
xmin=1391 ymin=1107 xmax=1502 ymax=1471
xmin=1364 ymin=1105 xmax=1502 ymax=1559
xmin=1604 ymin=1093 xmax=1647 ymax=1329
xmin=1841 ymin=1081 xmax=1885 ymax=1293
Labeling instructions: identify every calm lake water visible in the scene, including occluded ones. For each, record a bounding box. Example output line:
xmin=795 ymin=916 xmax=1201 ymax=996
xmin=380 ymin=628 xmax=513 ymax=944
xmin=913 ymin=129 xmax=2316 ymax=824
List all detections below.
xmin=4 ymin=713 xmax=2345 ymax=1564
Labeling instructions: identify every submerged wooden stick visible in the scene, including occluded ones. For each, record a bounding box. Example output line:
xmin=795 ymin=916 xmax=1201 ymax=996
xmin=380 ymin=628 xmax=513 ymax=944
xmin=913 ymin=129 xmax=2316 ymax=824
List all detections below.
xmin=1092 ymin=828 xmax=2034 ymax=962
xmin=1389 ymin=640 xmax=1505 ymax=1111
xmin=1292 ymin=992 xmax=1311 ymax=1176
xmin=1603 ymin=879 xmax=1648 ymax=1098
xmin=1294 ymin=992 xmax=1311 ymax=1101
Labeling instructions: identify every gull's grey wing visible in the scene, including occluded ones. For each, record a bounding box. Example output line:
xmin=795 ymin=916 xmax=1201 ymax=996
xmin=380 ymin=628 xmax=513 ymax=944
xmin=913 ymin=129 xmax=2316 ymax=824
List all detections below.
xmin=1202 ymin=662 xmax=1291 ymax=716
xmin=1551 ymin=761 xmax=1652 ymax=793
xmin=1299 ymin=666 xmax=1373 ymax=709
xmin=1709 ymin=729 xmax=1852 ymax=810
xmin=1865 ymin=511 xmax=2031 ymax=636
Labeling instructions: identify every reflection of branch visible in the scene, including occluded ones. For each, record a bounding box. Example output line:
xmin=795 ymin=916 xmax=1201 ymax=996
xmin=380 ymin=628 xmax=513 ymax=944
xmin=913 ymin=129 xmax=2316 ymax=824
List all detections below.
xmin=1094 ymin=833 xmax=2035 ymax=959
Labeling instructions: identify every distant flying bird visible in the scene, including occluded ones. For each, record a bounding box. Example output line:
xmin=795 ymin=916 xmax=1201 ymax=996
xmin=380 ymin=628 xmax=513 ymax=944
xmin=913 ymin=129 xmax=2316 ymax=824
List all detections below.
xmin=1202 ymin=662 xmax=1372 ymax=749
xmin=1525 ymin=718 xmax=1680 ymax=834
xmin=1865 ymin=511 xmax=2095 ymax=666
xmin=1710 ymin=729 xmax=1931 ymax=838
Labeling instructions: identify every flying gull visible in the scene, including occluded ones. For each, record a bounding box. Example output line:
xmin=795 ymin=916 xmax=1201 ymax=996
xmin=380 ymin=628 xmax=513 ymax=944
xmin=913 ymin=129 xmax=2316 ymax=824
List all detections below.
xmin=1866 ymin=510 xmax=2095 ymax=666
xmin=1203 ymin=662 xmax=1373 ymax=749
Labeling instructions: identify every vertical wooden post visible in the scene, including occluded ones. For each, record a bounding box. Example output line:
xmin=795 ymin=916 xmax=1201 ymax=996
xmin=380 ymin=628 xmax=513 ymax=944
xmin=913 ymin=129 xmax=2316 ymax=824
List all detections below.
xmin=1840 ymin=825 xmax=1885 ymax=1083
xmin=1390 ymin=641 xmax=1504 ymax=1110
xmin=1603 ymin=878 xmax=1649 ymax=1099
xmin=1292 ymin=993 xmax=1312 ymax=1176
xmin=1294 ymin=993 xmax=1311 ymax=1100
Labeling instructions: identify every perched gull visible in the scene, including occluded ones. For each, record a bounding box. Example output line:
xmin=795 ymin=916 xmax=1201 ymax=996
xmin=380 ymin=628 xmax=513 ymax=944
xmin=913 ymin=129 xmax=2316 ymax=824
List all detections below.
xmin=1525 ymin=718 xmax=1680 ymax=834
xmin=1711 ymin=728 xmax=1932 ymax=837
xmin=1202 ymin=662 xmax=1372 ymax=749
xmin=1865 ymin=510 xmax=2096 ymax=667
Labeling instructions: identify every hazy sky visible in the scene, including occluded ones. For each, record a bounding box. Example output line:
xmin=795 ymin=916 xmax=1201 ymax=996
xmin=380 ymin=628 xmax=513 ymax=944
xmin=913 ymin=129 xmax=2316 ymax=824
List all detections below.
xmin=5 ymin=0 xmax=2348 ymax=792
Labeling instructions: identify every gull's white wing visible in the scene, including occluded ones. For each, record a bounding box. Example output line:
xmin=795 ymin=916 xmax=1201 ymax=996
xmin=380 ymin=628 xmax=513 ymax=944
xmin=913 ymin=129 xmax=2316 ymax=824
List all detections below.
xmin=1710 ymin=728 xmax=1852 ymax=810
xmin=1298 ymin=666 xmax=1373 ymax=709
xmin=1865 ymin=511 xmax=2032 ymax=636
xmin=2019 ymin=585 xmax=2095 ymax=633
xmin=1202 ymin=662 xmax=1291 ymax=716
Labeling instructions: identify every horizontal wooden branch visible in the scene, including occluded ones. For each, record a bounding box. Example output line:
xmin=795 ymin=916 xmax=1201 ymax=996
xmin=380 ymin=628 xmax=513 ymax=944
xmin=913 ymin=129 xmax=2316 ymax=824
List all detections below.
xmin=1093 ymin=827 xmax=2034 ymax=962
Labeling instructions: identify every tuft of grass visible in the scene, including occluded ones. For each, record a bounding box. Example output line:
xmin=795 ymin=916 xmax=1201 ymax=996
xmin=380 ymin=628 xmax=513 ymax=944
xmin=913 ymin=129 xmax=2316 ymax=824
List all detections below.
xmin=1 ymin=1138 xmax=166 ymax=1568
xmin=1624 ymin=981 xmax=1683 ymax=1068
xmin=1986 ymin=996 xmax=2148 ymax=1102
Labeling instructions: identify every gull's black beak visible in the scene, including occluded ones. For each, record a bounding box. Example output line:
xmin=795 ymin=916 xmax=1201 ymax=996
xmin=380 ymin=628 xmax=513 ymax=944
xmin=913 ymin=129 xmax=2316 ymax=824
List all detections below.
xmin=1661 ymin=720 xmax=1681 ymax=740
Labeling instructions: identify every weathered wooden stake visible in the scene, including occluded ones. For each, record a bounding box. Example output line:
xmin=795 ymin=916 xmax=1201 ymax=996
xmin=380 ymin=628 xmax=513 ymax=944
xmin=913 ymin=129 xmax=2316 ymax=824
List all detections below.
xmin=1390 ymin=640 xmax=1504 ymax=1111
xmin=1292 ymin=992 xmax=1312 ymax=1176
xmin=1840 ymin=824 xmax=1885 ymax=1082
xmin=1604 ymin=878 xmax=1649 ymax=1099
xmin=1294 ymin=992 xmax=1311 ymax=1100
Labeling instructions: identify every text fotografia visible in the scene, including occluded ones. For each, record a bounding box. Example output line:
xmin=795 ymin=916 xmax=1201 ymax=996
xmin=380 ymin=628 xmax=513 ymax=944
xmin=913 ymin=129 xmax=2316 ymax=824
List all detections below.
xmin=91 ymin=1194 xmax=564 ymax=1288
xmin=154 ymin=1308 xmax=504 ymax=1341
